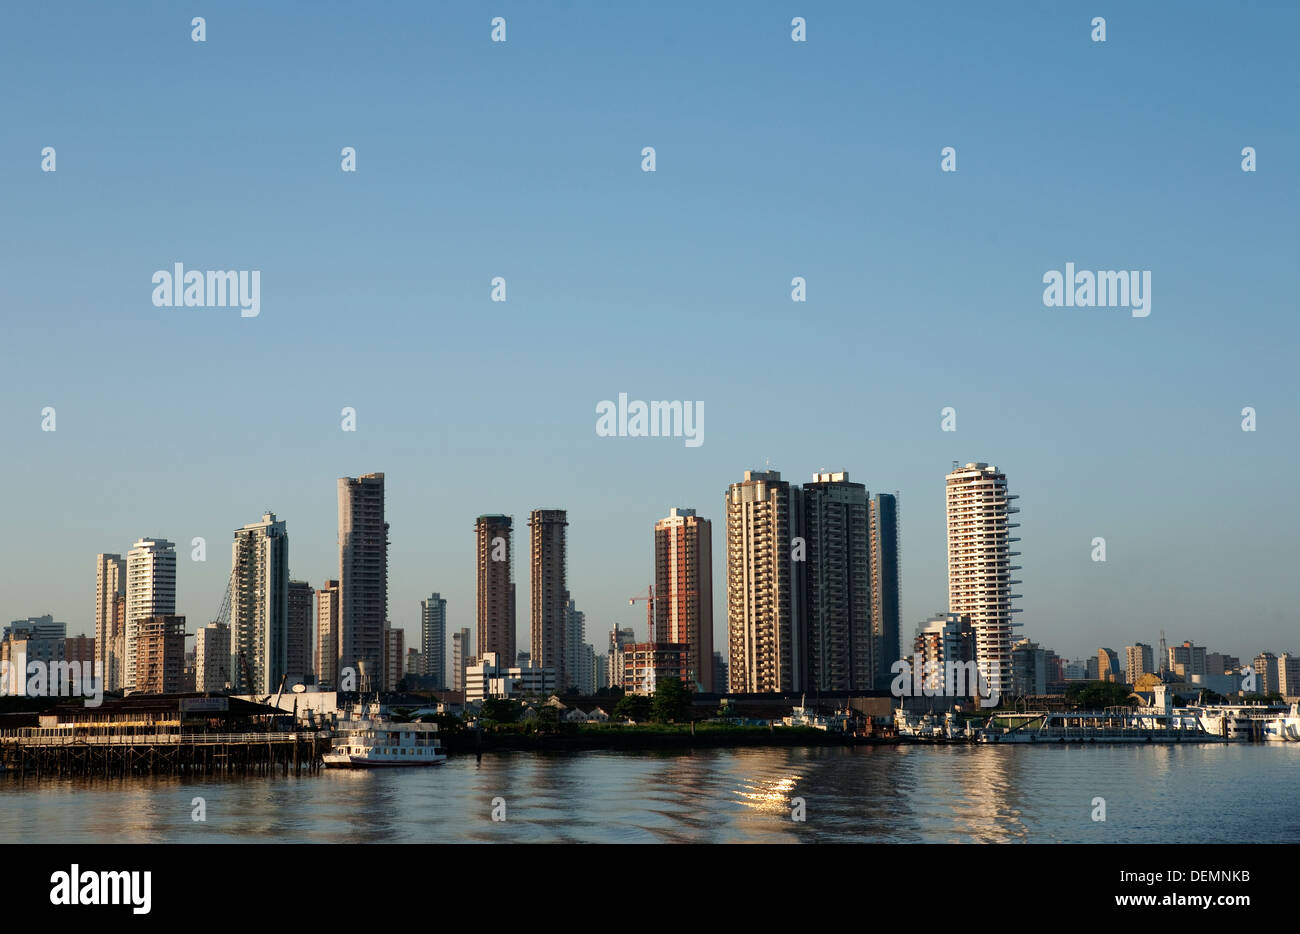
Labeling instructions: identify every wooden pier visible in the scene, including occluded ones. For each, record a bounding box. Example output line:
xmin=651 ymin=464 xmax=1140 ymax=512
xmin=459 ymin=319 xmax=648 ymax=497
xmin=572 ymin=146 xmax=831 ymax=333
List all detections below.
xmin=0 ymin=732 xmax=329 ymax=779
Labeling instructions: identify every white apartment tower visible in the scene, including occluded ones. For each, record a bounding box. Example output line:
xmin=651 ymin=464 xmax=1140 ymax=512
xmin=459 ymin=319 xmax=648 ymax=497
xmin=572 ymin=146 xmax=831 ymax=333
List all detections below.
xmin=945 ymin=463 xmax=1021 ymax=699
xmin=726 ymin=470 xmax=801 ymax=694
xmin=229 ymin=513 xmax=289 ymax=695
xmin=125 ymin=538 xmax=177 ymax=694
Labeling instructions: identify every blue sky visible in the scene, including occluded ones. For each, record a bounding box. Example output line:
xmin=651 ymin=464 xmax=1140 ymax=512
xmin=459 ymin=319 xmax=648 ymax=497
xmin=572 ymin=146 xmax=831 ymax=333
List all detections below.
xmin=2 ymin=1 xmax=1297 ymax=666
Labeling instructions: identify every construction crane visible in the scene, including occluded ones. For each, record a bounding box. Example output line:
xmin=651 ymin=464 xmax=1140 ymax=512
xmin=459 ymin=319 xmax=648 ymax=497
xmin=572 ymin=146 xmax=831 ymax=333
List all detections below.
xmin=628 ymin=584 xmax=698 ymax=644
xmin=237 ymin=651 xmax=256 ymax=696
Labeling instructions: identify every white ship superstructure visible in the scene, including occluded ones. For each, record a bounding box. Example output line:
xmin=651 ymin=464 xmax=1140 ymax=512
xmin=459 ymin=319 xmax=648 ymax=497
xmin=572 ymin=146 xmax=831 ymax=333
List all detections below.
xmin=323 ymin=702 xmax=447 ymax=768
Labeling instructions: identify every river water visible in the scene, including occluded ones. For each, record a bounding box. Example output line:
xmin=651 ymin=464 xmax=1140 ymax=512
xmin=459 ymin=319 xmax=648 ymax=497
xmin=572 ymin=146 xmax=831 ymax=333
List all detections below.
xmin=2 ymin=744 xmax=1296 ymax=843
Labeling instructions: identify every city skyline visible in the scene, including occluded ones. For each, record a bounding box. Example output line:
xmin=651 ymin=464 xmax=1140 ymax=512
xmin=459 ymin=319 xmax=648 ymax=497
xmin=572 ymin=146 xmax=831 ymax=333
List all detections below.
xmin=6 ymin=455 xmax=1298 ymax=678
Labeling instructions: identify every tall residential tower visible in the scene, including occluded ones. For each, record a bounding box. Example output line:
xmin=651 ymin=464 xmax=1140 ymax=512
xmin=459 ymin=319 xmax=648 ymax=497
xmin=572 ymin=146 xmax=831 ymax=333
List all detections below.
xmin=529 ymin=509 xmax=568 ymax=686
xmin=654 ymin=507 xmax=714 ymax=692
xmin=945 ymin=463 xmax=1021 ymax=699
xmin=421 ymin=593 xmax=447 ymax=688
xmin=229 ymin=512 xmax=289 ymax=695
xmin=95 ymin=553 xmax=126 ymax=692
xmin=725 ymin=470 xmax=800 ymax=693
xmin=800 ymin=472 xmax=872 ymax=692
xmin=338 ymin=474 xmax=389 ymax=693
xmin=476 ymin=515 xmax=516 ymax=664
xmin=125 ymin=538 xmax=176 ymax=694
xmin=869 ymin=492 xmax=901 ymax=689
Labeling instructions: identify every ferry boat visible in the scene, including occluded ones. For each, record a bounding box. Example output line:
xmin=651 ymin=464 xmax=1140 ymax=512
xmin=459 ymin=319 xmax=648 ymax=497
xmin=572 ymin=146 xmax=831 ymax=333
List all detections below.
xmin=322 ymin=702 xmax=447 ymax=768
xmin=1189 ymin=703 xmax=1282 ymax=742
xmin=1263 ymin=703 xmax=1300 ymax=743
xmin=978 ymin=707 xmax=1222 ymax=744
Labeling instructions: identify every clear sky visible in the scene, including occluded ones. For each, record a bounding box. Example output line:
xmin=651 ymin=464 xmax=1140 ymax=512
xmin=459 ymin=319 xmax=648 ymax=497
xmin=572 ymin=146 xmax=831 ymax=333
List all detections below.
xmin=2 ymin=1 xmax=1297 ymax=666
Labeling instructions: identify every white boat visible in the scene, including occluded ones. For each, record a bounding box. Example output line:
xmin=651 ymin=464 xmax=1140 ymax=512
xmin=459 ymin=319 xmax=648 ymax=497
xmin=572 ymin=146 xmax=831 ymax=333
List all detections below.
xmin=1189 ymin=703 xmax=1280 ymax=741
xmin=323 ymin=702 xmax=447 ymax=768
xmin=1263 ymin=703 xmax=1300 ymax=743
xmin=979 ymin=706 xmax=1223 ymax=744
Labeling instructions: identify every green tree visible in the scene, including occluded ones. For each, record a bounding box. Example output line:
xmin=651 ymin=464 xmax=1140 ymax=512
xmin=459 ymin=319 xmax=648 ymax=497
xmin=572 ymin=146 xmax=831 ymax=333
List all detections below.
xmin=480 ymin=697 xmax=521 ymax=724
xmin=650 ymin=677 xmax=690 ymax=723
xmin=614 ymin=693 xmax=651 ymax=723
xmin=1064 ymin=681 xmax=1137 ymax=709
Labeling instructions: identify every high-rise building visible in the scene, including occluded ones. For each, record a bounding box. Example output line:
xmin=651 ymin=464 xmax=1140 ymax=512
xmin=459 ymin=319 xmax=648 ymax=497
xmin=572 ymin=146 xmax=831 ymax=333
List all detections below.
xmin=712 ymin=651 xmax=727 ymax=694
xmin=1044 ymin=648 xmax=1065 ymax=692
xmin=726 ymin=470 xmax=800 ymax=693
xmin=1011 ymin=639 xmax=1048 ymax=696
xmin=451 ymin=627 xmax=471 ymax=692
xmin=196 ymin=622 xmax=230 ymax=692
xmin=869 ymin=493 xmax=901 ymax=689
xmin=476 ymin=515 xmax=516 ymax=664
xmin=110 ymin=594 xmax=125 ymax=690
xmin=421 ymin=593 xmax=447 ymax=689
xmin=529 ymin=509 xmax=568 ymax=686
xmin=1170 ymin=641 xmax=1208 ymax=679
xmin=1126 ymin=644 xmax=1155 ymax=682
xmin=229 ymin=513 xmax=289 ymax=695
xmin=1097 ymin=647 xmax=1121 ymax=683
xmin=912 ymin=612 xmax=974 ymax=694
xmin=654 ymin=507 xmax=714 ymax=692
xmin=65 ymin=635 xmax=95 ymax=667
xmin=1205 ymin=652 xmax=1237 ymax=677
xmin=406 ymin=648 xmax=422 ymax=676
xmin=135 ymin=615 xmax=186 ymax=694
xmin=95 ymin=554 xmax=125 ymax=692
xmin=382 ymin=625 xmax=405 ymax=691
xmin=945 ymin=463 xmax=1021 ymax=699
xmin=286 ymin=579 xmax=314 ymax=684
xmin=800 ymin=473 xmax=871 ymax=692
xmin=575 ymin=643 xmax=598 ymax=695
xmin=1253 ymin=652 xmax=1279 ymax=695
xmin=125 ymin=538 xmax=176 ymax=694
xmin=1278 ymin=654 xmax=1300 ymax=699
xmin=339 ymin=474 xmax=389 ymax=693
xmin=316 ymin=580 xmax=340 ymax=687
xmin=607 ymin=625 xmax=636 ymax=689
xmin=563 ymin=597 xmax=590 ymax=693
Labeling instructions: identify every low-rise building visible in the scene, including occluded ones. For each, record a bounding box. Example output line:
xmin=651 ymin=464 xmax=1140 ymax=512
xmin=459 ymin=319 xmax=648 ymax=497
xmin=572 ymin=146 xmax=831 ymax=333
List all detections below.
xmin=622 ymin=642 xmax=689 ymax=696
xmin=465 ymin=652 xmax=556 ymax=702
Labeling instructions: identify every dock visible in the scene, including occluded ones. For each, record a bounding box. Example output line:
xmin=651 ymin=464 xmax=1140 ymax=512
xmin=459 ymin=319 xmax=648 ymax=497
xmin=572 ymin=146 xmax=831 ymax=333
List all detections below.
xmin=0 ymin=730 xmax=328 ymax=778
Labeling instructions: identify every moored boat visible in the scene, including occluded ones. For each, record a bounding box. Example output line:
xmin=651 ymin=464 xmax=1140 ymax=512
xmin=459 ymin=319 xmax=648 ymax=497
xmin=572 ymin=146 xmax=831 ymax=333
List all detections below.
xmin=1263 ymin=703 xmax=1300 ymax=743
xmin=323 ymin=702 xmax=447 ymax=768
